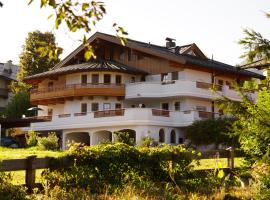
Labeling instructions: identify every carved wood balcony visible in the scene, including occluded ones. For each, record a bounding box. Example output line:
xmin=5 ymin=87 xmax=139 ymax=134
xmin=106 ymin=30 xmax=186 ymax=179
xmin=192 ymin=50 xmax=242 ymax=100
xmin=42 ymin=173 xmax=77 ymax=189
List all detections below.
xmin=30 ymin=83 xmax=125 ymax=105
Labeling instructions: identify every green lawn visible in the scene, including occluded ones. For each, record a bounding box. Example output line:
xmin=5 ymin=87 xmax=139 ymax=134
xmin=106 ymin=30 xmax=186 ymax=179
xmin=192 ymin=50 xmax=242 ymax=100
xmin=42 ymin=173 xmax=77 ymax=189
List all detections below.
xmin=194 ymin=157 xmax=245 ymax=170
xmin=0 ymin=147 xmax=64 ymax=160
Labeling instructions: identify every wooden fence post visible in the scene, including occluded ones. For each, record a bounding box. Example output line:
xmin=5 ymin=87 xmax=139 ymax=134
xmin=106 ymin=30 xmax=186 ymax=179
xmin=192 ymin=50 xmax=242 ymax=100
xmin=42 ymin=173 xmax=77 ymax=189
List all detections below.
xmin=25 ymin=155 xmax=37 ymax=190
xmin=227 ymin=147 xmax=234 ymax=170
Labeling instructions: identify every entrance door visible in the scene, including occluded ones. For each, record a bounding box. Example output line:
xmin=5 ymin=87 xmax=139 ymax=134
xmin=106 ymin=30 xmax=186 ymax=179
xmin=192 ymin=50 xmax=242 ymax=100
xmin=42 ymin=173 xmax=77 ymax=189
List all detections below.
xmin=161 ymin=103 xmax=169 ymax=110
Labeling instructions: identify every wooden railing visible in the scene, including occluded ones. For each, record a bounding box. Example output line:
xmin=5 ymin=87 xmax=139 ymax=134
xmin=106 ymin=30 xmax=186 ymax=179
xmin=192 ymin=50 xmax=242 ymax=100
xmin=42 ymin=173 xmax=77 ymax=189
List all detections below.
xmin=0 ymin=148 xmax=241 ymax=190
xmin=198 ymin=111 xmax=217 ymax=119
xmin=196 ymin=81 xmax=222 ymax=91
xmin=58 ymin=113 xmax=71 ymax=118
xmin=152 ymin=109 xmax=170 ymax=117
xmin=26 ymin=115 xmax=52 ymax=121
xmin=31 ymin=83 xmax=125 ymax=94
xmin=74 ymin=112 xmax=87 ymax=116
xmin=94 ymin=109 xmax=125 ymax=118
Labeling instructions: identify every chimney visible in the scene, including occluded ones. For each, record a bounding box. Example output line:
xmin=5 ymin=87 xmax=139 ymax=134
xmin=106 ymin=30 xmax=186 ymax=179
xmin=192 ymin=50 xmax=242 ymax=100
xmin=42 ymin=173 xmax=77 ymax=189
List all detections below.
xmin=165 ymin=37 xmax=176 ymax=48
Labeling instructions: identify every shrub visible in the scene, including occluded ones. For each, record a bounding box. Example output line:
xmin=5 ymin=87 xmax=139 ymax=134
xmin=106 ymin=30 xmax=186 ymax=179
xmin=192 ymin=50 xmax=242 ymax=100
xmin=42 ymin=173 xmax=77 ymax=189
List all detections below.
xmin=139 ymin=137 xmax=155 ymax=147
xmin=0 ymin=172 xmax=28 ymax=200
xmin=42 ymin=143 xmax=195 ymax=193
xmin=37 ymin=132 xmax=59 ymax=150
xmin=113 ymin=131 xmax=135 ymax=146
xmin=185 ymin=118 xmax=236 ymax=146
xmin=26 ymin=129 xmax=38 ymax=147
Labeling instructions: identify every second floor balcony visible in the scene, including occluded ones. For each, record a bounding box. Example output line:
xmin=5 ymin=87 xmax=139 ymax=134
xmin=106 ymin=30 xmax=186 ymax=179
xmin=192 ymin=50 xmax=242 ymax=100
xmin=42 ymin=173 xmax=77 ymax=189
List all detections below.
xmin=28 ymin=108 xmax=221 ymax=131
xmin=30 ymin=83 xmax=125 ymax=105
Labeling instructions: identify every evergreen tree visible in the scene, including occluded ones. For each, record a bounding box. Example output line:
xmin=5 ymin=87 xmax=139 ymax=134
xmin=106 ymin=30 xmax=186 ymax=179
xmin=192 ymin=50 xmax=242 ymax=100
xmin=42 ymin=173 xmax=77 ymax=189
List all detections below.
xmin=17 ymin=30 xmax=62 ymax=81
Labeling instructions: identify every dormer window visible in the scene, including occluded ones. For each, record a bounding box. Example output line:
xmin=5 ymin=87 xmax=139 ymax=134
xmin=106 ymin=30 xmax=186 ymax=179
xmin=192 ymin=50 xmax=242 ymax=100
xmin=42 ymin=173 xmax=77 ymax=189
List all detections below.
xmin=104 ymin=74 xmax=111 ymax=84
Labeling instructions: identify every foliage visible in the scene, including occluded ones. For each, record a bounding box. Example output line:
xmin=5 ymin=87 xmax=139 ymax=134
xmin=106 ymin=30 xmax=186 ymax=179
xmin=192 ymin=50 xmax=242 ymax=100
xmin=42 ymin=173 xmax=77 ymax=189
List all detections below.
xmin=26 ymin=129 xmax=38 ymax=147
xmin=185 ymin=118 xmax=235 ymax=146
xmin=28 ymin=0 xmax=128 ymax=60
xmin=113 ymin=131 xmax=135 ymax=146
xmin=140 ymin=136 xmax=156 ymax=147
xmin=2 ymin=90 xmax=33 ymax=118
xmin=37 ymin=132 xmax=59 ymax=151
xmin=42 ymin=143 xmax=195 ymax=193
xmin=18 ymin=30 xmax=62 ymax=80
xmin=0 ymin=172 xmax=28 ymax=200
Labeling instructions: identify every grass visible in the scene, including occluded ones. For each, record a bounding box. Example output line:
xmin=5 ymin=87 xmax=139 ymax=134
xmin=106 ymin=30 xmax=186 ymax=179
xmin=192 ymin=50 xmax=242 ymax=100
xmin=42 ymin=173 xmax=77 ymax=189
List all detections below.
xmin=194 ymin=157 xmax=245 ymax=170
xmin=0 ymin=146 xmax=64 ymax=160
xmin=0 ymin=147 xmax=64 ymax=185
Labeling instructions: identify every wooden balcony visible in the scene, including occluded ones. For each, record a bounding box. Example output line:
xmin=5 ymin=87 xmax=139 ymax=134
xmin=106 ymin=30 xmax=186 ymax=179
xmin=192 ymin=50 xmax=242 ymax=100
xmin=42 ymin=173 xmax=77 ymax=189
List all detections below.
xmin=152 ymin=109 xmax=170 ymax=117
xmin=30 ymin=83 xmax=125 ymax=105
xmin=94 ymin=109 xmax=125 ymax=118
xmin=196 ymin=81 xmax=222 ymax=91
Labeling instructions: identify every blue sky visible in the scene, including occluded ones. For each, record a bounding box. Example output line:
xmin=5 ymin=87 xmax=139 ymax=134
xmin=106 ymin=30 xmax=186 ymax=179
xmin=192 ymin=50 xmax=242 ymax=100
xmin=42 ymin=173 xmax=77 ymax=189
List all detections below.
xmin=0 ymin=0 xmax=270 ymax=65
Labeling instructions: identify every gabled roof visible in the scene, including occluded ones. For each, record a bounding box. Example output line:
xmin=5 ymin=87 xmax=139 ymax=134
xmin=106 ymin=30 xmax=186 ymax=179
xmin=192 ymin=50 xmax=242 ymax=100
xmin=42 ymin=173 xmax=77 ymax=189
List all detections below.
xmin=24 ymin=60 xmax=148 ymax=81
xmin=53 ymin=32 xmax=264 ymax=79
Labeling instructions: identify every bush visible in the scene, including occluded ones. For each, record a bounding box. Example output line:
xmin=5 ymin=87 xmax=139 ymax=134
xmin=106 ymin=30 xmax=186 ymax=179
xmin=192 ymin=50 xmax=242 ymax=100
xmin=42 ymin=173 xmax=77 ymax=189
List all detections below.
xmin=42 ymin=143 xmax=195 ymax=193
xmin=139 ymin=136 xmax=155 ymax=147
xmin=0 ymin=172 xmax=28 ymax=200
xmin=113 ymin=131 xmax=135 ymax=146
xmin=185 ymin=118 xmax=235 ymax=146
xmin=26 ymin=129 xmax=38 ymax=147
xmin=37 ymin=132 xmax=59 ymax=151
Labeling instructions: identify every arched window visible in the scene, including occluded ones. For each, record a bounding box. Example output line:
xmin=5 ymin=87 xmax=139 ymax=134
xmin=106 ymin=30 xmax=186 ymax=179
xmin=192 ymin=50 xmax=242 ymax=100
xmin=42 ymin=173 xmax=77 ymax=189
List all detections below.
xmin=170 ymin=130 xmax=176 ymax=144
xmin=159 ymin=129 xmax=165 ymax=143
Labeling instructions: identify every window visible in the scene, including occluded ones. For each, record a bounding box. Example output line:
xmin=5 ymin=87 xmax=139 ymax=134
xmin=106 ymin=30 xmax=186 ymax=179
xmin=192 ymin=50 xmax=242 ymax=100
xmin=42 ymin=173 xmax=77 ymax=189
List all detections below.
xmin=110 ymin=48 xmax=114 ymax=60
xmin=104 ymin=74 xmax=111 ymax=84
xmin=81 ymin=74 xmax=87 ymax=84
xmin=81 ymin=103 xmax=87 ymax=113
xmin=131 ymin=77 xmax=136 ymax=83
xmin=128 ymin=49 xmax=131 ymax=61
xmin=115 ymin=103 xmax=122 ymax=109
xmin=48 ymin=108 xmax=53 ymax=116
xmin=162 ymin=103 xmax=169 ymax=110
xmin=48 ymin=82 xmax=53 ymax=91
xmin=196 ymin=106 xmax=207 ymax=111
xmin=172 ymin=71 xmax=179 ymax=80
xmin=159 ymin=129 xmax=165 ymax=143
xmin=161 ymin=73 xmax=168 ymax=82
xmin=91 ymin=103 xmax=99 ymax=111
xmin=103 ymin=103 xmax=111 ymax=110
xmin=170 ymin=130 xmax=176 ymax=144
xmin=140 ymin=76 xmax=146 ymax=82
xmin=178 ymin=138 xmax=184 ymax=144
xmin=174 ymin=102 xmax=180 ymax=111
xmin=116 ymin=75 xmax=122 ymax=84
xmin=92 ymin=74 xmax=99 ymax=84
xmin=218 ymin=79 xmax=224 ymax=85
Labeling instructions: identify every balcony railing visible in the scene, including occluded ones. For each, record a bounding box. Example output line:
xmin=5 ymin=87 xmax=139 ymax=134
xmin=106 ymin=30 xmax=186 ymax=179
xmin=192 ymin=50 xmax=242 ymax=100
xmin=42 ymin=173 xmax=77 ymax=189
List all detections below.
xmin=58 ymin=114 xmax=71 ymax=118
xmin=196 ymin=81 xmax=222 ymax=91
xmin=25 ymin=115 xmax=52 ymax=121
xmin=152 ymin=109 xmax=170 ymax=117
xmin=30 ymin=83 xmax=125 ymax=104
xmin=94 ymin=109 xmax=125 ymax=118
xmin=198 ymin=111 xmax=219 ymax=119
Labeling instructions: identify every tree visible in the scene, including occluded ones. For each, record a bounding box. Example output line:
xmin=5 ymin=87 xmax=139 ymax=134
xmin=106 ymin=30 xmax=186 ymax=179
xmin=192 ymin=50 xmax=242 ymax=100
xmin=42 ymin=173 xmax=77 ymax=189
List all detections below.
xmin=185 ymin=118 xmax=235 ymax=147
xmin=3 ymin=90 xmax=34 ymax=118
xmin=17 ymin=30 xmax=62 ymax=81
xmin=217 ymin=14 xmax=270 ymax=162
xmin=28 ymin=0 xmax=128 ymax=60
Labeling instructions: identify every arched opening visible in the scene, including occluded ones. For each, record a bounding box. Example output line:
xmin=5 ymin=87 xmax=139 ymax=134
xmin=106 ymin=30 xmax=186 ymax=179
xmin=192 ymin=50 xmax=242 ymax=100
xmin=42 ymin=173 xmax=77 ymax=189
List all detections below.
xmin=170 ymin=130 xmax=176 ymax=144
xmin=65 ymin=132 xmax=90 ymax=147
xmin=117 ymin=129 xmax=136 ymax=143
xmin=93 ymin=130 xmax=112 ymax=144
xmin=159 ymin=129 xmax=165 ymax=143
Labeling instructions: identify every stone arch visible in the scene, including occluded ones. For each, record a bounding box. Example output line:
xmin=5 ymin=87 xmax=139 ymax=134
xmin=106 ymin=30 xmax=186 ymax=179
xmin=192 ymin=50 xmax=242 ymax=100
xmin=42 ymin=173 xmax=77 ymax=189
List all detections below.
xmin=159 ymin=128 xmax=165 ymax=143
xmin=65 ymin=132 xmax=90 ymax=147
xmin=92 ymin=130 xmax=112 ymax=144
xmin=117 ymin=129 xmax=136 ymax=143
xmin=170 ymin=129 xmax=176 ymax=144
